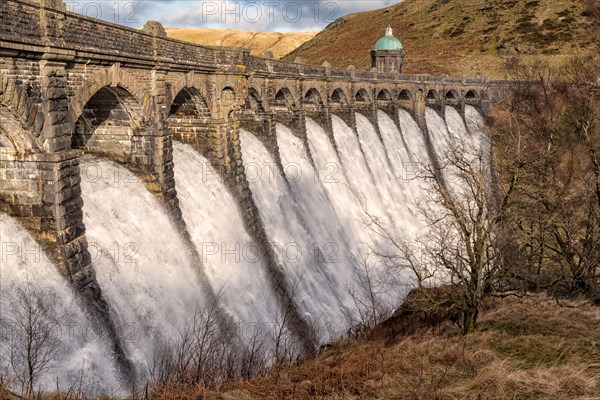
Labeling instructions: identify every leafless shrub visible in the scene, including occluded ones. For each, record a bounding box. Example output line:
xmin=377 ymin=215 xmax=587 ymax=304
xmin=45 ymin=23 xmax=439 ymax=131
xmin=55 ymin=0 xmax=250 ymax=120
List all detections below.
xmin=2 ymin=283 xmax=60 ymax=397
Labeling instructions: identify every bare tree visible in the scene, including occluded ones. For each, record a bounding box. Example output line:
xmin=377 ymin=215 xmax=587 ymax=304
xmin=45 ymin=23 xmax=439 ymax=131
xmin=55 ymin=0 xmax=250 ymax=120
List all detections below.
xmin=347 ymin=251 xmax=399 ymax=335
xmin=3 ymin=284 xmax=60 ymax=397
xmin=368 ymin=122 xmax=520 ymax=334
xmin=498 ymin=56 xmax=600 ymax=299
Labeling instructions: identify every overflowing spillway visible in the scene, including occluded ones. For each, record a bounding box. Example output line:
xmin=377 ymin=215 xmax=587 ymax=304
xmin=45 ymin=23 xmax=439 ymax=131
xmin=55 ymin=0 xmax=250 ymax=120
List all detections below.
xmin=1 ymin=104 xmax=491 ymax=393
xmin=79 ymin=156 xmax=211 ymax=376
xmin=0 ymin=213 xmax=120 ymax=394
xmin=172 ymin=141 xmax=280 ymax=338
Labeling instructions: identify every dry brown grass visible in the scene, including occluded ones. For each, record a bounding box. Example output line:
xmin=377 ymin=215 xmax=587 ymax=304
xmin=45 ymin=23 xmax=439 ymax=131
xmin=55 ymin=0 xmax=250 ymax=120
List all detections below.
xmin=155 ymin=293 xmax=599 ymax=400
xmin=285 ymin=0 xmax=599 ymax=78
xmin=165 ymin=28 xmax=317 ymax=59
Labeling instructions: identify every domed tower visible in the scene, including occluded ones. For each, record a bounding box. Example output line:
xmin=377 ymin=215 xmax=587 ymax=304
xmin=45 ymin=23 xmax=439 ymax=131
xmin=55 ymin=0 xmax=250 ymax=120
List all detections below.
xmin=371 ymin=24 xmax=405 ymax=73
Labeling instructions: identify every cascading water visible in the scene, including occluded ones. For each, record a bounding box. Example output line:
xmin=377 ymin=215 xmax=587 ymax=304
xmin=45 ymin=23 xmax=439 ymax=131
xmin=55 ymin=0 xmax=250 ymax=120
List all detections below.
xmin=331 ymin=115 xmax=392 ymax=226
xmin=377 ymin=111 xmax=413 ymax=180
xmin=79 ymin=156 xmax=210 ymax=376
xmin=0 ymin=214 xmax=120 ymax=394
xmin=354 ymin=113 xmax=411 ymax=232
xmin=1 ymin=101 xmax=494 ymax=393
xmin=305 ymin=118 xmax=385 ymax=254
xmin=275 ymin=124 xmax=358 ymax=325
xmin=425 ymin=107 xmax=453 ymax=163
xmin=171 ymin=141 xmax=280 ymax=337
xmin=240 ymin=129 xmax=354 ymax=335
xmin=465 ymin=105 xmax=492 ymax=161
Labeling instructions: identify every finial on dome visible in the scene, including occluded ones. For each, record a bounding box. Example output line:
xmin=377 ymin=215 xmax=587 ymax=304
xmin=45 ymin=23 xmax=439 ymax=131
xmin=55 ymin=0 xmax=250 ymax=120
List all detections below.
xmin=385 ymin=24 xmax=393 ymax=37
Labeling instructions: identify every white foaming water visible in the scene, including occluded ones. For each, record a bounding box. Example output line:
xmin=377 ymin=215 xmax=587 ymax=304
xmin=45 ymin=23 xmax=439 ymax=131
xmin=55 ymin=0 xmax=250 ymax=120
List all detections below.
xmin=465 ymin=105 xmax=492 ymax=161
xmin=305 ymin=119 xmax=385 ymax=255
xmin=374 ymin=111 xmax=426 ymax=235
xmin=276 ymin=124 xmax=357 ymax=325
xmin=240 ymin=129 xmax=351 ymax=335
xmin=355 ymin=113 xmax=408 ymax=231
xmin=375 ymin=111 xmax=412 ymax=180
xmin=172 ymin=141 xmax=280 ymax=335
xmin=0 ymin=214 xmax=120 ymax=394
xmin=398 ymin=109 xmax=430 ymax=165
xmin=331 ymin=115 xmax=391 ymax=226
xmin=425 ymin=107 xmax=453 ymax=163
xmin=80 ymin=156 xmax=209 ymax=375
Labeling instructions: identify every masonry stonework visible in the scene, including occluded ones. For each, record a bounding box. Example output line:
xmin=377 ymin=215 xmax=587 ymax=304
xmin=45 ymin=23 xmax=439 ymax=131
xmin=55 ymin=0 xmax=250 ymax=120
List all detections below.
xmin=1 ymin=0 xmax=499 ymax=356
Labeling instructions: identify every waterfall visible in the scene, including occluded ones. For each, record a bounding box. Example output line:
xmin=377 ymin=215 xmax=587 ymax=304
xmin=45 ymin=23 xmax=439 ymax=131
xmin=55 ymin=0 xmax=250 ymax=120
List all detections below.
xmin=1 ymin=103 xmax=493 ymax=392
xmin=331 ymin=115 xmax=392 ymax=226
xmin=172 ymin=141 xmax=280 ymax=338
xmin=240 ymin=129 xmax=354 ymax=336
xmin=305 ymin=118 xmax=383 ymax=254
xmin=275 ymin=124 xmax=358 ymax=327
xmin=79 ymin=156 xmax=210 ymax=375
xmin=0 ymin=213 xmax=120 ymax=394
xmin=425 ymin=107 xmax=453 ymax=163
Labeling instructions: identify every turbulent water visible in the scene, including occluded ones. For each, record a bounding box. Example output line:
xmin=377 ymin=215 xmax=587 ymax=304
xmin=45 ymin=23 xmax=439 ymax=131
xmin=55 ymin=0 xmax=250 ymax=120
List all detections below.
xmin=172 ymin=141 xmax=280 ymax=338
xmin=1 ymin=104 xmax=490 ymax=392
xmin=0 ymin=214 xmax=120 ymax=394
xmin=79 ymin=156 xmax=211 ymax=376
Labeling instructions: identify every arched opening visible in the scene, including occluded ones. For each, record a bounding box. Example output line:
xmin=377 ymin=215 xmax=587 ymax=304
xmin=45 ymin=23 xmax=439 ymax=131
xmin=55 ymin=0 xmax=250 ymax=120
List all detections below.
xmin=377 ymin=89 xmax=391 ymax=101
xmin=168 ymin=87 xmax=211 ymax=143
xmin=221 ymin=86 xmax=236 ymax=105
xmin=426 ymin=90 xmax=438 ymax=100
xmin=303 ymin=88 xmax=323 ymax=105
xmin=355 ymin=89 xmax=369 ymax=103
xmin=330 ymin=88 xmax=347 ymax=104
xmin=398 ymin=89 xmax=412 ymax=100
xmin=465 ymin=90 xmax=478 ymax=100
xmin=244 ymin=87 xmax=265 ymax=113
xmin=71 ymin=86 xmax=141 ymax=155
xmin=445 ymin=90 xmax=459 ymax=100
xmin=274 ymin=87 xmax=296 ymax=109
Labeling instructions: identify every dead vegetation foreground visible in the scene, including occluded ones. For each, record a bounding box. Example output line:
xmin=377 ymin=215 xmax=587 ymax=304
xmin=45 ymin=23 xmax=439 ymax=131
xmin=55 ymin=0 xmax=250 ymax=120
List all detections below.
xmin=158 ymin=293 xmax=599 ymax=400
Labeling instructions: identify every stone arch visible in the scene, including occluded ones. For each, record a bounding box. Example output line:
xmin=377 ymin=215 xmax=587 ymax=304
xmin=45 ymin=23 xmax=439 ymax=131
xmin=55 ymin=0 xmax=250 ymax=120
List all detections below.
xmin=168 ymin=74 xmax=211 ymax=113
xmin=273 ymin=87 xmax=297 ymax=109
xmin=330 ymin=88 xmax=348 ymax=104
xmin=426 ymin=89 xmax=438 ymax=100
xmin=445 ymin=89 xmax=459 ymax=100
xmin=69 ymin=67 xmax=146 ymax=132
xmin=167 ymin=87 xmax=211 ymax=143
xmin=465 ymin=90 xmax=479 ymax=100
xmin=169 ymin=87 xmax=210 ymax=118
xmin=376 ymin=88 xmax=392 ymax=101
xmin=0 ymin=103 xmax=35 ymax=155
xmin=221 ymin=86 xmax=236 ymax=105
xmin=355 ymin=88 xmax=370 ymax=102
xmin=398 ymin=89 xmax=412 ymax=100
xmin=244 ymin=87 xmax=265 ymax=113
xmin=71 ymin=85 xmax=142 ymax=156
xmin=303 ymin=87 xmax=324 ymax=105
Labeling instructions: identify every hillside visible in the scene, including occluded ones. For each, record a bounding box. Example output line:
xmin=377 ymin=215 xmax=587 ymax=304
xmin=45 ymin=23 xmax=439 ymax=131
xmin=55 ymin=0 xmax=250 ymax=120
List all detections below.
xmin=284 ymin=0 xmax=599 ymax=78
xmin=150 ymin=294 xmax=600 ymax=399
xmin=166 ymin=28 xmax=317 ymax=59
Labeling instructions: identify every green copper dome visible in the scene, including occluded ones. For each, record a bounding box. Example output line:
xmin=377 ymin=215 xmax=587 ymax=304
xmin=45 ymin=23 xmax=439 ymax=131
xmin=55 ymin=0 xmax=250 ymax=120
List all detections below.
xmin=374 ymin=25 xmax=403 ymax=51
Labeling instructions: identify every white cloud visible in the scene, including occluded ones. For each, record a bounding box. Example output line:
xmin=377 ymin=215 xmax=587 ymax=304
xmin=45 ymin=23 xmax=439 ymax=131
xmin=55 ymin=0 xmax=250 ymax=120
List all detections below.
xmin=68 ymin=0 xmax=402 ymax=31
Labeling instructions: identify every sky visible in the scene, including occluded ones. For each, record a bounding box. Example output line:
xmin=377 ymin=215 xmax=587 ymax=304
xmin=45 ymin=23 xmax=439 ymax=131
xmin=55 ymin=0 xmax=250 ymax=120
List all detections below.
xmin=65 ymin=0 xmax=400 ymax=32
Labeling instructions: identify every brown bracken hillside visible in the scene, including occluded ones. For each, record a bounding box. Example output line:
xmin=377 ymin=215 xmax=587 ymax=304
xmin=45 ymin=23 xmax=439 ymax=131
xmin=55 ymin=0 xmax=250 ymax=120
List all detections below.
xmin=284 ymin=0 xmax=599 ymax=78
xmin=166 ymin=28 xmax=317 ymax=59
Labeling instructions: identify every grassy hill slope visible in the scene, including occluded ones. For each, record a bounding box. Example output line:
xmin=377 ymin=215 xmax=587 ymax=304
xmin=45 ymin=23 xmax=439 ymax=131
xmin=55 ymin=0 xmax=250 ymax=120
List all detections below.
xmin=154 ymin=294 xmax=600 ymax=400
xmin=166 ymin=28 xmax=317 ymax=59
xmin=284 ymin=0 xmax=599 ymax=77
